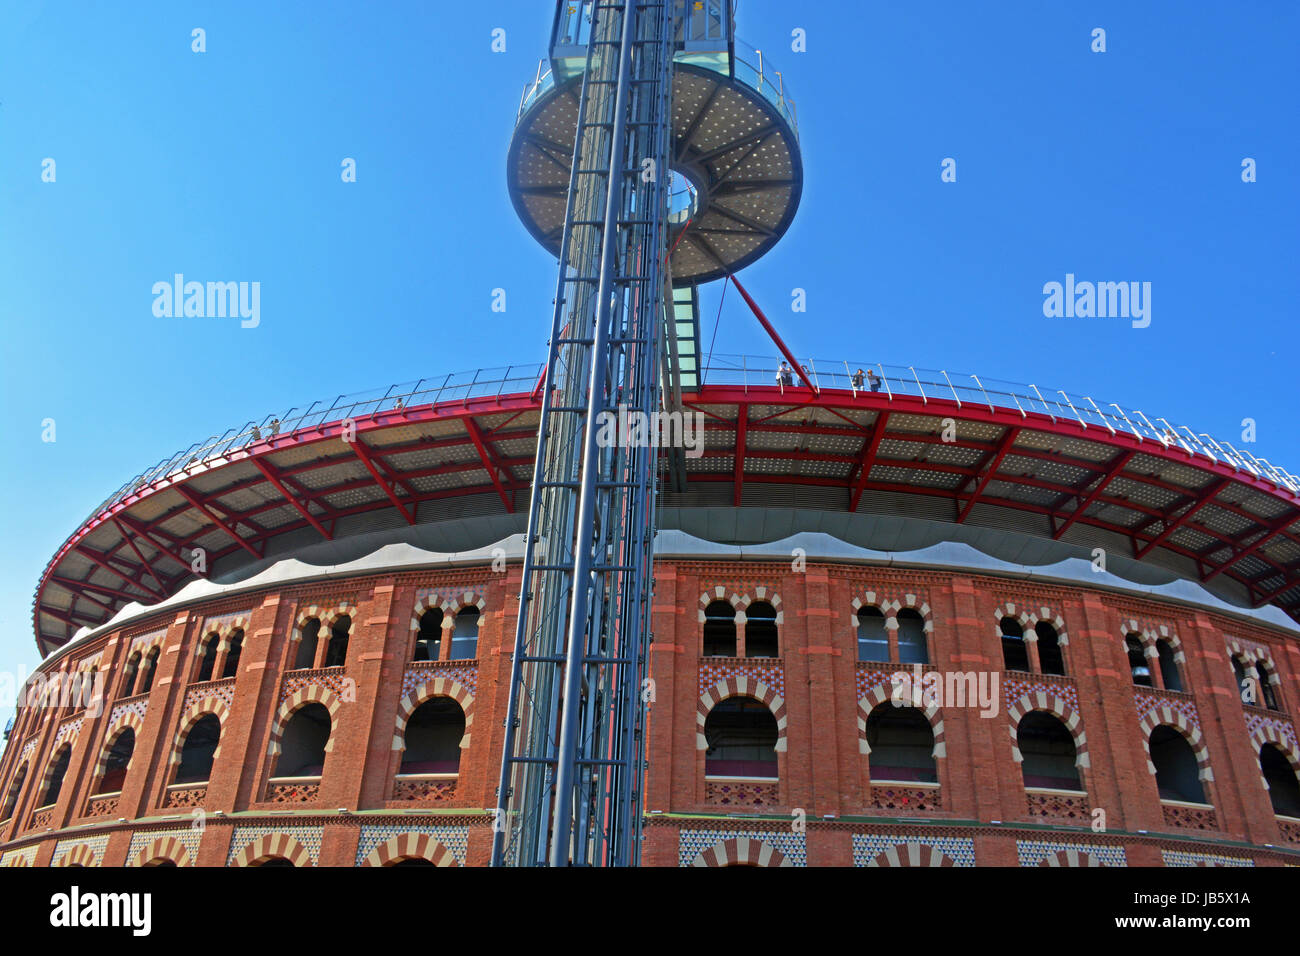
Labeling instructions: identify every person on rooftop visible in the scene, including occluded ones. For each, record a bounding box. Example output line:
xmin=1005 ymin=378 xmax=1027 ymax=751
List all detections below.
xmin=867 ymin=369 xmax=882 ymax=393
xmin=269 ymin=418 xmax=281 ymax=436
xmin=851 ymin=368 xmax=865 ymax=391
xmin=776 ymin=362 xmax=794 ymax=387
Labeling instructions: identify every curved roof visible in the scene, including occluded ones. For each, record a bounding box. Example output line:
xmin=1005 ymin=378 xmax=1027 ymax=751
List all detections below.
xmin=32 ymin=359 xmax=1300 ymax=654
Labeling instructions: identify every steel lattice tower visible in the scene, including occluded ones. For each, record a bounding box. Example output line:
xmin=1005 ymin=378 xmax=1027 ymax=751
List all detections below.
xmin=492 ymin=0 xmax=675 ymax=867
xmin=495 ymin=0 xmax=802 ymax=865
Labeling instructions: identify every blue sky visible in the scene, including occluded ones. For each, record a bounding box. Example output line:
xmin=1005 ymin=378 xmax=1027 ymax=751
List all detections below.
xmin=1 ymin=0 xmax=1296 ymax=727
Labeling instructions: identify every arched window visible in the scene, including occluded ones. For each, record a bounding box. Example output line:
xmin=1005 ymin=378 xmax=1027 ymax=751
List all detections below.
xmin=703 ymin=601 xmax=736 ymax=657
xmin=1257 ymin=663 xmax=1279 ymax=711
xmin=251 ymin=857 xmax=295 ymax=867
xmin=745 ymin=602 xmax=779 ymax=658
xmin=1035 ymin=622 xmax=1065 ymax=676
xmin=865 ymin=704 xmax=936 ymax=782
xmin=1150 ymin=726 xmax=1206 ymax=803
xmin=413 ymin=609 xmax=443 ymax=662
xmin=1126 ymin=635 xmax=1151 ymax=687
xmin=389 ymin=858 xmax=436 ymax=867
xmin=1260 ymin=744 xmax=1300 ymax=817
xmin=272 ymin=704 xmax=331 ymax=778
xmin=1 ymin=763 xmax=28 ymax=820
xmin=142 ymin=859 xmax=178 ymax=868
xmin=896 ymin=609 xmax=928 ymax=665
xmin=450 ymin=608 xmax=479 ymax=660
xmin=324 ymin=615 xmax=351 ymax=668
xmin=1017 ymin=712 xmax=1081 ymax=791
xmin=95 ymin=728 xmax=135 ymax=794
xmin=1001 ymin=617 xmax=1029 ymax=672
xmin=138 ymin=648 xmax=159 ymax=694
xmin=40 ymin=745 xmax=73 ymax=807
xmin=703 ymin=697 xmax=777 ymax=778
xmin=1231 ymin=655 xmax=1249 ymax=698
xmin=399 ymin=698 xmax=466 ymax=775
xmin=220 ymin=629 xmax=243 ymax=679
xmin=1156 ymin=639 xmax=1182 ymax=692
xmin=120 ymin=653 xmax=140 ymax=698
xmin=856 ymin=606 xmax=889 ymax=663
xmin=175 ymin=714 xmax=221 ymax=784
xmin=293 ymin=618 xmax=321 ymax=670
xmin=195 ymin=633 xmax=218 ymax=682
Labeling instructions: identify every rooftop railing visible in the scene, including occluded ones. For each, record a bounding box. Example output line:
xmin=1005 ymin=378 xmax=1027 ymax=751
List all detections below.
xmin=698 ymin=353 xmax=1300 ymax=495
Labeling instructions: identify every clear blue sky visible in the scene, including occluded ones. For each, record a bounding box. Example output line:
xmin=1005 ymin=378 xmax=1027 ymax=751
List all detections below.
xmin=1 ymin=1 xmax=1296 ymax=728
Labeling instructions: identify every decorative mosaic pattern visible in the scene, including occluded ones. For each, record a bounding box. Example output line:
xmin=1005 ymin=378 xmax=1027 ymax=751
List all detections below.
xmin=704 ymin=780 xmax=779 ymax=808
xmin=855 ymin=661 xmax=920 ymax=701
xmin=1244 ymin=711 xmax=1298 ymax=753
xmin=226 ymin=825 xmax=322 ymax=866
xmin=1162 ymin=803 xmax=1217 ymax=831
xmin=401 ymin=662 xmax=479 ymax=699
xmin=852 ymin=833 xmax=975 ymax=867
xmin=163 ymin=784 xmax=207 ymax=809
xmin=83 ymin=794 xmax=120 ymax=818
xmin=267 ymin=781 xmax=320 ymax=803
xmin=1026 ymin=790 xmax=1089 ymax=823
xmin=698 ymin=660 xmax=785 ymax=699
xmin=1017 ymin=839 xmax=1126 ymax=867
xmin=109 ymin=698 xmax=149 ymax=730
xmin=129 ymin=628 xmax=168 ymax=653
xmin=0 ymin=844 xmax=39 ymax=867
xmin=1161 ymin=848 xmax=1253 ymax=867
xmin=280 ymin=668 xmax=351 ymax=704
xmin=868 ymin=784 xmax=941 ymax=812
xmin=356 ymin=824 xmax=469 ymax=866
xmin=1134 ymin=689 xmax=1200 ymax=726
xmin=392 ymin=777 xmax=458 ymax=801
xmin=128 ymin=826 xmax=203 ymax=866
xmin=53 ymin=716 xmax=83 ymax=749
xmin=52 ymin=833 xmax=110 ymax=867
xmin=183 ymin=678 xmax=235 ymax=713
xmin=678 ymin=827 xmax=806 ymax=867
xmin=19 ymin=737 xmax=37 ymax=764
xmin=1003 ymin=675 xmax=1079 ymax=716
xmin=200 ymin=609 xmax=253 ymax=637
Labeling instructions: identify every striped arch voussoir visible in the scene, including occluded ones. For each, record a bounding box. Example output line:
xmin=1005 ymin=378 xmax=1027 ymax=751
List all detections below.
xmin=1008 ymin=693 xmax=1089 ymax=768
xmin=698 ymin=586 xmax=782 ymax=625
xmin=292 ymin=602 xmax=357 ymax=641
xmin=1124 ymin=619 xmax=1185 ymax=664
xmin=696 ymin=677 xmax=787 ymax=751
xmin=361 ymin=833 xmax=459 ymax=867
xmin=850 ymin=590 xmax=934 ymax=633
xmin=1137 ymin=707 xmax=1213 ymax=781
xmin=201 ymin=615 xmax=249 ymax=651
xmin=169 ymin=699 xmax=231 ymax=767
xmin=393 ymin=678 xmax=475 ymax=751
xmin=857 ymin=685 xmax=945 ymax=758
xmin=230 ymin=833 xmax=313 ymax=868
xmin=269 ymin=686 xmax=342 ymax=756
xmin=866 ymin=842 xmax=957 ymax=867
xmin=689 ymin=837 xmax=792 ymax=867
xmin=1039 ymin=848 xmax=1103 ymax=867
xmin=1247 ymin=726 xmax=1300 ymax=792
xmin=53 ymin=843 xmax=98 ymax=867
xmin=130 ymin=836 xmax=192 ymax=867
xmin=410 ymin=591 xmax=486 ymax=633
xmin=994 ymin=602 xmax=1069 ymax=646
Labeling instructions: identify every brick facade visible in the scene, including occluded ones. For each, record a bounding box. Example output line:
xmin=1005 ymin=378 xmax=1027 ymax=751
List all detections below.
xmin=2 ymin=560 xmax=1298 ymax=867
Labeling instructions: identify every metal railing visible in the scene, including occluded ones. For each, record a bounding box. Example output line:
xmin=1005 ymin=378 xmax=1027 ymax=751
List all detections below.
xmin=699 ymin=353 xmax=1300 ymax=495
xmin=518 ymin=37 xmax=798 ymax=138
xmin=52 ymin=353 xmax=1298 ymax=566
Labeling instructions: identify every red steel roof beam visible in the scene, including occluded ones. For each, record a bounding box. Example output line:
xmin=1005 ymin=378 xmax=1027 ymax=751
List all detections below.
xmin=463 ymin=417 xmax=515 ymax=514
xmin=349 ymin=439 xmax=415 ymax=525
xmin=849 ymin=412 xmax=891 ymax=512
xmin=174 ymin=485 xmax=263 ymax=558
xmin=1134 ymin=479 xmax=1231 ymax=559
xmin=250 ymin=458 xmax=334 ymax=540
xmin=1052 ymin=450 xmax=1136 ymax=540
xmin=73 ymin=545 xmax=166 ymax=601
xmin=957 ymin=427 xmax=1021 ymax=524
xmin=734 ymin=403 xmax=748 ymax=506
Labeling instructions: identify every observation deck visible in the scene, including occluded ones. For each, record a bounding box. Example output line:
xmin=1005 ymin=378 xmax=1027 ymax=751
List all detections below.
xmin=506 ymin=33 xmax=802 ymax=285
xmin=32 ymin=359 xmax=1300 ymax=655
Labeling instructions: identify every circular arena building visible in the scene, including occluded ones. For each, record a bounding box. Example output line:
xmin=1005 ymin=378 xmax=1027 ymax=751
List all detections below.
xmin=2 ymin=2 xmax=1299 ymax=869
xmin=1 ymin=358 xmax=1299 ymax=868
